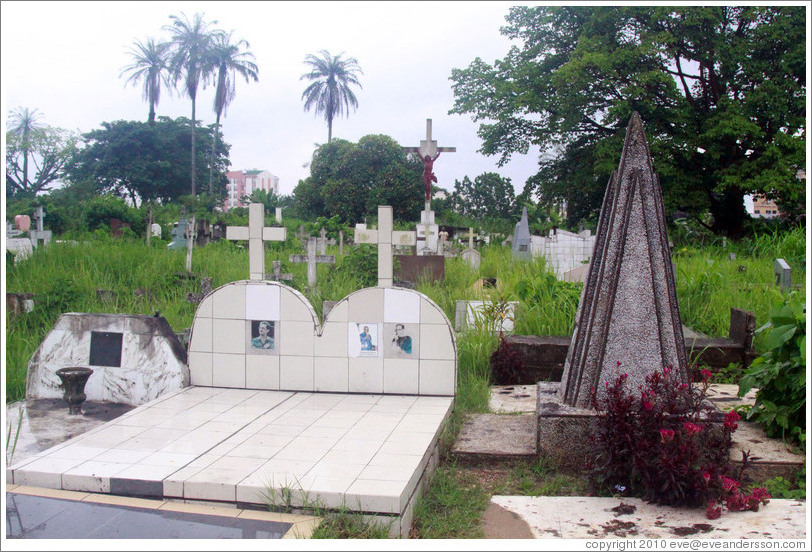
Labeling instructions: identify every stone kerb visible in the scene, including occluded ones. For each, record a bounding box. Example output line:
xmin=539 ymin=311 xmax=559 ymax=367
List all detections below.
xmin=26 ymin=313 xmax=189 ymax=405
xmin=187 ymin=281 xmax=456 ymax=396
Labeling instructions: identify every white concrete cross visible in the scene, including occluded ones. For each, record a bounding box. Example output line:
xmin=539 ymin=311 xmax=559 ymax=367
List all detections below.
xmin=318 ymin=227 xmax=328 ymax=255
xmin=226 ymin=203 xmax=287 ymax=281
xmin=354 ymin=206 xmax=416 ymax=287
xmin=403 ymin=118 xmax=457 ymax=159
xmin=289 ymin=237 xmax=335 ymax=288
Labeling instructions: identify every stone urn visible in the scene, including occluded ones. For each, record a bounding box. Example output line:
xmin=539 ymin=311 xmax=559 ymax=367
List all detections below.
xmin=55 ymin=367 xmax=94 ymax=414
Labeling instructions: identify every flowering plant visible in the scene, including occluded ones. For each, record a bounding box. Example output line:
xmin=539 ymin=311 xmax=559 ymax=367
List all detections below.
xmin=589 ymin=365 xmax=768 ymax=516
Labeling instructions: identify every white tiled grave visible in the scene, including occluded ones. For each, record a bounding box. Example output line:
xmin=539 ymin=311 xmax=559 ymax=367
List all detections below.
xmin=7 ymin=386 xmax=453 ymax=537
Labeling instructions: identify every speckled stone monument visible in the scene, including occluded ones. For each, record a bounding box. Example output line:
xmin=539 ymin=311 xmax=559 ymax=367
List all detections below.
xmin=560 ymin=111 xmax=689 ymax=408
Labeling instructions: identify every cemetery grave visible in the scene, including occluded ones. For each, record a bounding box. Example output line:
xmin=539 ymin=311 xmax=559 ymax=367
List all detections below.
xmin=6 ymin=203 xmax=457 ymax=538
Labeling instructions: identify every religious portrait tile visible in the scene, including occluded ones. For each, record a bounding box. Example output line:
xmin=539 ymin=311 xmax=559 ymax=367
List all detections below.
xmin=246 ymin=320 xmax=278 ymax=355
xmin=383 ymin=323 xmax=419 ymax=359
xmin=348 ymin=322 xmax=379 ymax=358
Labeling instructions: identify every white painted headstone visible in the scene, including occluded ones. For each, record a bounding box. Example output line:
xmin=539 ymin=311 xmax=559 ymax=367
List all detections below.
xmin=354 ymin=206 xmax=416 ymax=287
xmin=226 ymin=203 xmax=287 ymax=281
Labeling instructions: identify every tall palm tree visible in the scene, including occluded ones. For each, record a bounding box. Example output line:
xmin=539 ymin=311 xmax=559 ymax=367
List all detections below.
xmin=120 ymin=38 xmax=172 ymax=125
xmin=8 ymin=107 xmax=43 ymax=191
xmin=300 ymin=50 xmax=363 ymax=143
xmin=207 ymin=31 xmax=259 ymax=194
xmin=164 ymin=12 xmax=222 ymax=196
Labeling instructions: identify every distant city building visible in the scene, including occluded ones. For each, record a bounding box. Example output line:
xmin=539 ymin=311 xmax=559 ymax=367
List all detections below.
xmin=751 ymin=195 xmax=781 ymax=218
xmin=224 ymin=169 xmax=280 ymax=211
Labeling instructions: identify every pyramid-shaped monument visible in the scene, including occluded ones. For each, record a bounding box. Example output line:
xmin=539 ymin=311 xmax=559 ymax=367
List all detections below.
xmin=560 ymin=112 xmax=688 ymax=408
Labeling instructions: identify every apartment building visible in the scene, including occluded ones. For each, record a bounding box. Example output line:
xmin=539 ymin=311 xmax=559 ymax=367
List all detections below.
xmin=224 ymin=169 xmax=280 ymax=211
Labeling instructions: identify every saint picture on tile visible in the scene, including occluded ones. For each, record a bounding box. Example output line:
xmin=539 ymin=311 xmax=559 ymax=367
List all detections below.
xmin=356 ymin=323 xmax=378 ymax=357
xmin=250 ymin=320 xmax=275 ymax=350
xmin=391 ymin=323 xmax=413 ymax=355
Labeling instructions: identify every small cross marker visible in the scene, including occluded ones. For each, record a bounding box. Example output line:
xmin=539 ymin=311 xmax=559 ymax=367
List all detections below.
xmin=289 ymin=237 xmax=336 ymax=288
xmin=354 ymin=206 xmax=416 ymax=287
xmin=226 ymin=203 xmax=287 ymax=281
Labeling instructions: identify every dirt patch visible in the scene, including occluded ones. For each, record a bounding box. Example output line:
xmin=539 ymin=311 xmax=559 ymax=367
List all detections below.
xmin=600 ymin=519 xmax=638 ymax=537
xmin=611 ymin=502 xmax=637 ymax=515
xmin=671 ymin=523 xmax=715 ymax=536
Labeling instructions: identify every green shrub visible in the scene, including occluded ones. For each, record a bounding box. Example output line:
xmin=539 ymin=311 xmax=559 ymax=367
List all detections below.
xmin=738 ymin=295 xmax=806 ymax=446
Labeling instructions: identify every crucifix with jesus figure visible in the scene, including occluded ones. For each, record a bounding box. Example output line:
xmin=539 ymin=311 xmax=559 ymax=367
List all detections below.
xmin=403 ymin=119 xmax=456 ymax=209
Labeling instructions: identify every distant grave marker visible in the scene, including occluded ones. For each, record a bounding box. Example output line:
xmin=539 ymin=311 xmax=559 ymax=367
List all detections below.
xmin=289 ymin=237 xmax=335 ymax=288
xmin=774 ymin=258 xmax=791 ymax=293
xmin=226 ymin=203 xmax=287 ymax=281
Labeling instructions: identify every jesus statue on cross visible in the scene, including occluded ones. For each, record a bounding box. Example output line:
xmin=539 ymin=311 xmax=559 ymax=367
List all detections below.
xmin=403 ymin=118 xmax=456 ymax=207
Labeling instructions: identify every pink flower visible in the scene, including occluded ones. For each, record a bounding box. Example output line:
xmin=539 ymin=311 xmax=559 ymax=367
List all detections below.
xmin=724 ymin=410 xmax=741 ymax=431
xmin=660 ymin=429 xmax=675 ymax=443
xmin=702 ymin=472 xmax=711 ymax=484
xmin=700 ymin=369 xmax=713 ymax=382
xmin=722 ymin=477 xmax=740 ymax=493
xmin=683 ymin=422 xmax=704 ymax=435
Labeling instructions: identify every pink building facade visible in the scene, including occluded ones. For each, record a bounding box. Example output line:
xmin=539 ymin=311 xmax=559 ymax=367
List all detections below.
xmin=224 ymin=169 xmax=280 ymax=211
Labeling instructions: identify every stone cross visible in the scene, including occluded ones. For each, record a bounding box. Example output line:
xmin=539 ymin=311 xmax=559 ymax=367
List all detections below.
xmin=33 ymin=206 xmax=45 ymax=232
xmin=226 ymin=203 xmax=287 ymax=281
xmin=146 ymin=206 xmax=153 ymax=246
xmin=275 ymin=207 xmax=282 ymax=223
xmin=339 ymin=230 xmax=344 ymax=256
xmin=774 ymin=258 xmax=791 ymax=293
xmin=295 ymin=225 xmax=309 ymax=250
xmin=268 ymin=260 xmax=293 ymax=283
xmin=289 ymin=237 xmax=335 ymax=288
xmin=318 ymin=227 xmax=328 ymax=255
xmin=354 ymin=206 xmax=416 ymax=287
xmin=403 ymin=118 xmax=456 ymax=209
xmin=185 ymin=215 xmax=196 ymax=274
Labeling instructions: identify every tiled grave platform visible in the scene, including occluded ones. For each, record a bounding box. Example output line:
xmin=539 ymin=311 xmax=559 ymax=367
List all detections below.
xmin=7 ymin=386 xmax=453 ymax=537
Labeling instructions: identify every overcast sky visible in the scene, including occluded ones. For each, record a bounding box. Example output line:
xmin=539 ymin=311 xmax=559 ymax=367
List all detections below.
xmin=2 ymin=0 xmax=543 ymax=197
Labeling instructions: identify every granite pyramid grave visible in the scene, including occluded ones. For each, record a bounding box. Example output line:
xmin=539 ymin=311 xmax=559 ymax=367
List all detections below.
xmin=560 ymin=112 xmax=688 ymax=408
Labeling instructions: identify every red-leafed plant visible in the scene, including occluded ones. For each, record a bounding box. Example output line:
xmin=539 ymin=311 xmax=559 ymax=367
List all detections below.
xmin=589 ymin=366 xmax=770 ymax=517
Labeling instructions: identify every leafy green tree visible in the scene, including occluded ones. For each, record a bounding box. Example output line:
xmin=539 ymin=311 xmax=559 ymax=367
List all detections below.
xmin=208 ymin=31 xmax=258 ymax=194
xmin=64 ymin=117 xmax=230 ymax=207
xmin=301 ymin=50 xmax=363 ymax=142
xmin=120 ymin=37 xmax=172 ymax=124
xmin=6 ymin=117 xmax=78 ymax=198
xmin=293 ymin=135 xmax=423 ymax=222
xmin=240 ymin=188 xmax=278 ymax=212
xmin=164 ymin=12 xmax=222 ymax=195
xmin=449 ymin=172 xmax=518 ymax=221
xmin=450 ymin=6 xmax=806 ymax=237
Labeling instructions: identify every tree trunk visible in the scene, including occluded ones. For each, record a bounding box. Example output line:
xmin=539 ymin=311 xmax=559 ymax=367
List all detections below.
xmin=209 ymin=114 xmax=221 ymax=195
xmin=190 ymin=99 xmax=197 ymax=196
xmin=709 ymin=186 xmax=747 ymax=239
xmin=148 ymin=104 xmax=155 ymax=125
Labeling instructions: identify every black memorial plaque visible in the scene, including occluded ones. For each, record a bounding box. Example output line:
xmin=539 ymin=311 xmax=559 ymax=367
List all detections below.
xmin=89 ymin=331 xmax=123 ymax=367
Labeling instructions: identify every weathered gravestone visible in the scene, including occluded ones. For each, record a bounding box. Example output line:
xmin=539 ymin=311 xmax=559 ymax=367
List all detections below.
xmin=289 ymin=237 xmax=335 ymax=288
xmin=460 ymin=228 xmax=481 ymax=271
xmin=773 ymin=258 xmax=791 ymax=294
xmin=167 ymin=210 xmax=189 ymax=250
xmin=558 ymin=112 xmax=689 ymax=408
xmin=511 ymin=207 xmax=532 ymax=260
xmin=26 ymin=313 xmax=188 ymax=405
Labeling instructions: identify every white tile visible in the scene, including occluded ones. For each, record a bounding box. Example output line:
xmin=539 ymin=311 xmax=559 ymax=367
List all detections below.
xmin=279 ymin=356 xmax=314 ymax=391
xmin=384 ymin=289 xmax=421 ymax=323
xmin=323 ymin=299 xmax=348 ymax=323
xmin=348 ymin=288 xmax=384 ymax=321
xmin=212 ymin=353 xmax=246 ymax=388
xmin=419 ymin=359 xmax=456 ymax=395
xmin=321 ymin=447 xmax=379 ymax=465
xmin=212 ymin=319 xmax=246 ymax=354
xmin=184 ymin=478 xmax=236 ymax=502
xmin=420 ymin=298 xmax=449 ymax=325
xmin=418 ymin=324 xmax=455 ymax=360
xmin=188 ymin=317 xmax=213 ymax=353
xmin=208 ymin=455 xmax=267 ymax=472
xmin=246 ymin=354 xmax=280 ymax=390
xmin=280 ymin=287 xmax=315 ymax=322
xmin=93 ymin=448 xmax=152 ymax=464
xmin=349 ymin=357 xmax=384 ymax=394
xmin=140 ymin=450 xmax=199 ymax=467
xmin=345 ymin=479 xmax=405 ymax=514
xmin=278 ymin=321 xmax=315 ymax=356
xmin=245 ymin=283 xmax=280 ymax=320
xmin=114 ymin=463 xmax=181 ymax=480
xmin=212 ymin=282 xmax=246 ymax=319
xmin=358 ymin=463 xmax=415 ymax=482
xmin=313 ymin=357 xmax=349 ymax=393
xmin=14 ymin=469 xmax=63 ymax=489
xmin=315 ymin=322 xmax=348 ymax=357
xmin=61 ymin=473 xmax=110 ymax=493
xmin=197 ymin=293 xmax=214 ymax=317
xmin=383 ymin=359 xmax=419 ymax=395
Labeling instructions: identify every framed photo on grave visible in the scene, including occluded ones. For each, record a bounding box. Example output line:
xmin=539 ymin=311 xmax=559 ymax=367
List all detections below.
xmin=384 ymin=323 xmax=419 ymax=358
xmin=246 ymin=320 xmax=278 ymax=355
xmin=89 ymin=331 xmax=123 ymax=367
xmin=348 ymin=322 xmax=379 ymax=358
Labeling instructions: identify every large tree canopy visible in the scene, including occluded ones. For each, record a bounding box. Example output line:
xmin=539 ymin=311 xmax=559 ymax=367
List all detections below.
xmin=448 ymin=172 xmax=518 ymax=222
xmin=450 ymin=6 xmax=806 ymax=237
xmin=293 ymin=134 xmax=423 ymax=222
xmin=6 ymin=123 xmax=78 ymax=198
xmin=65 ymin=117 xmax=230 ymax=207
